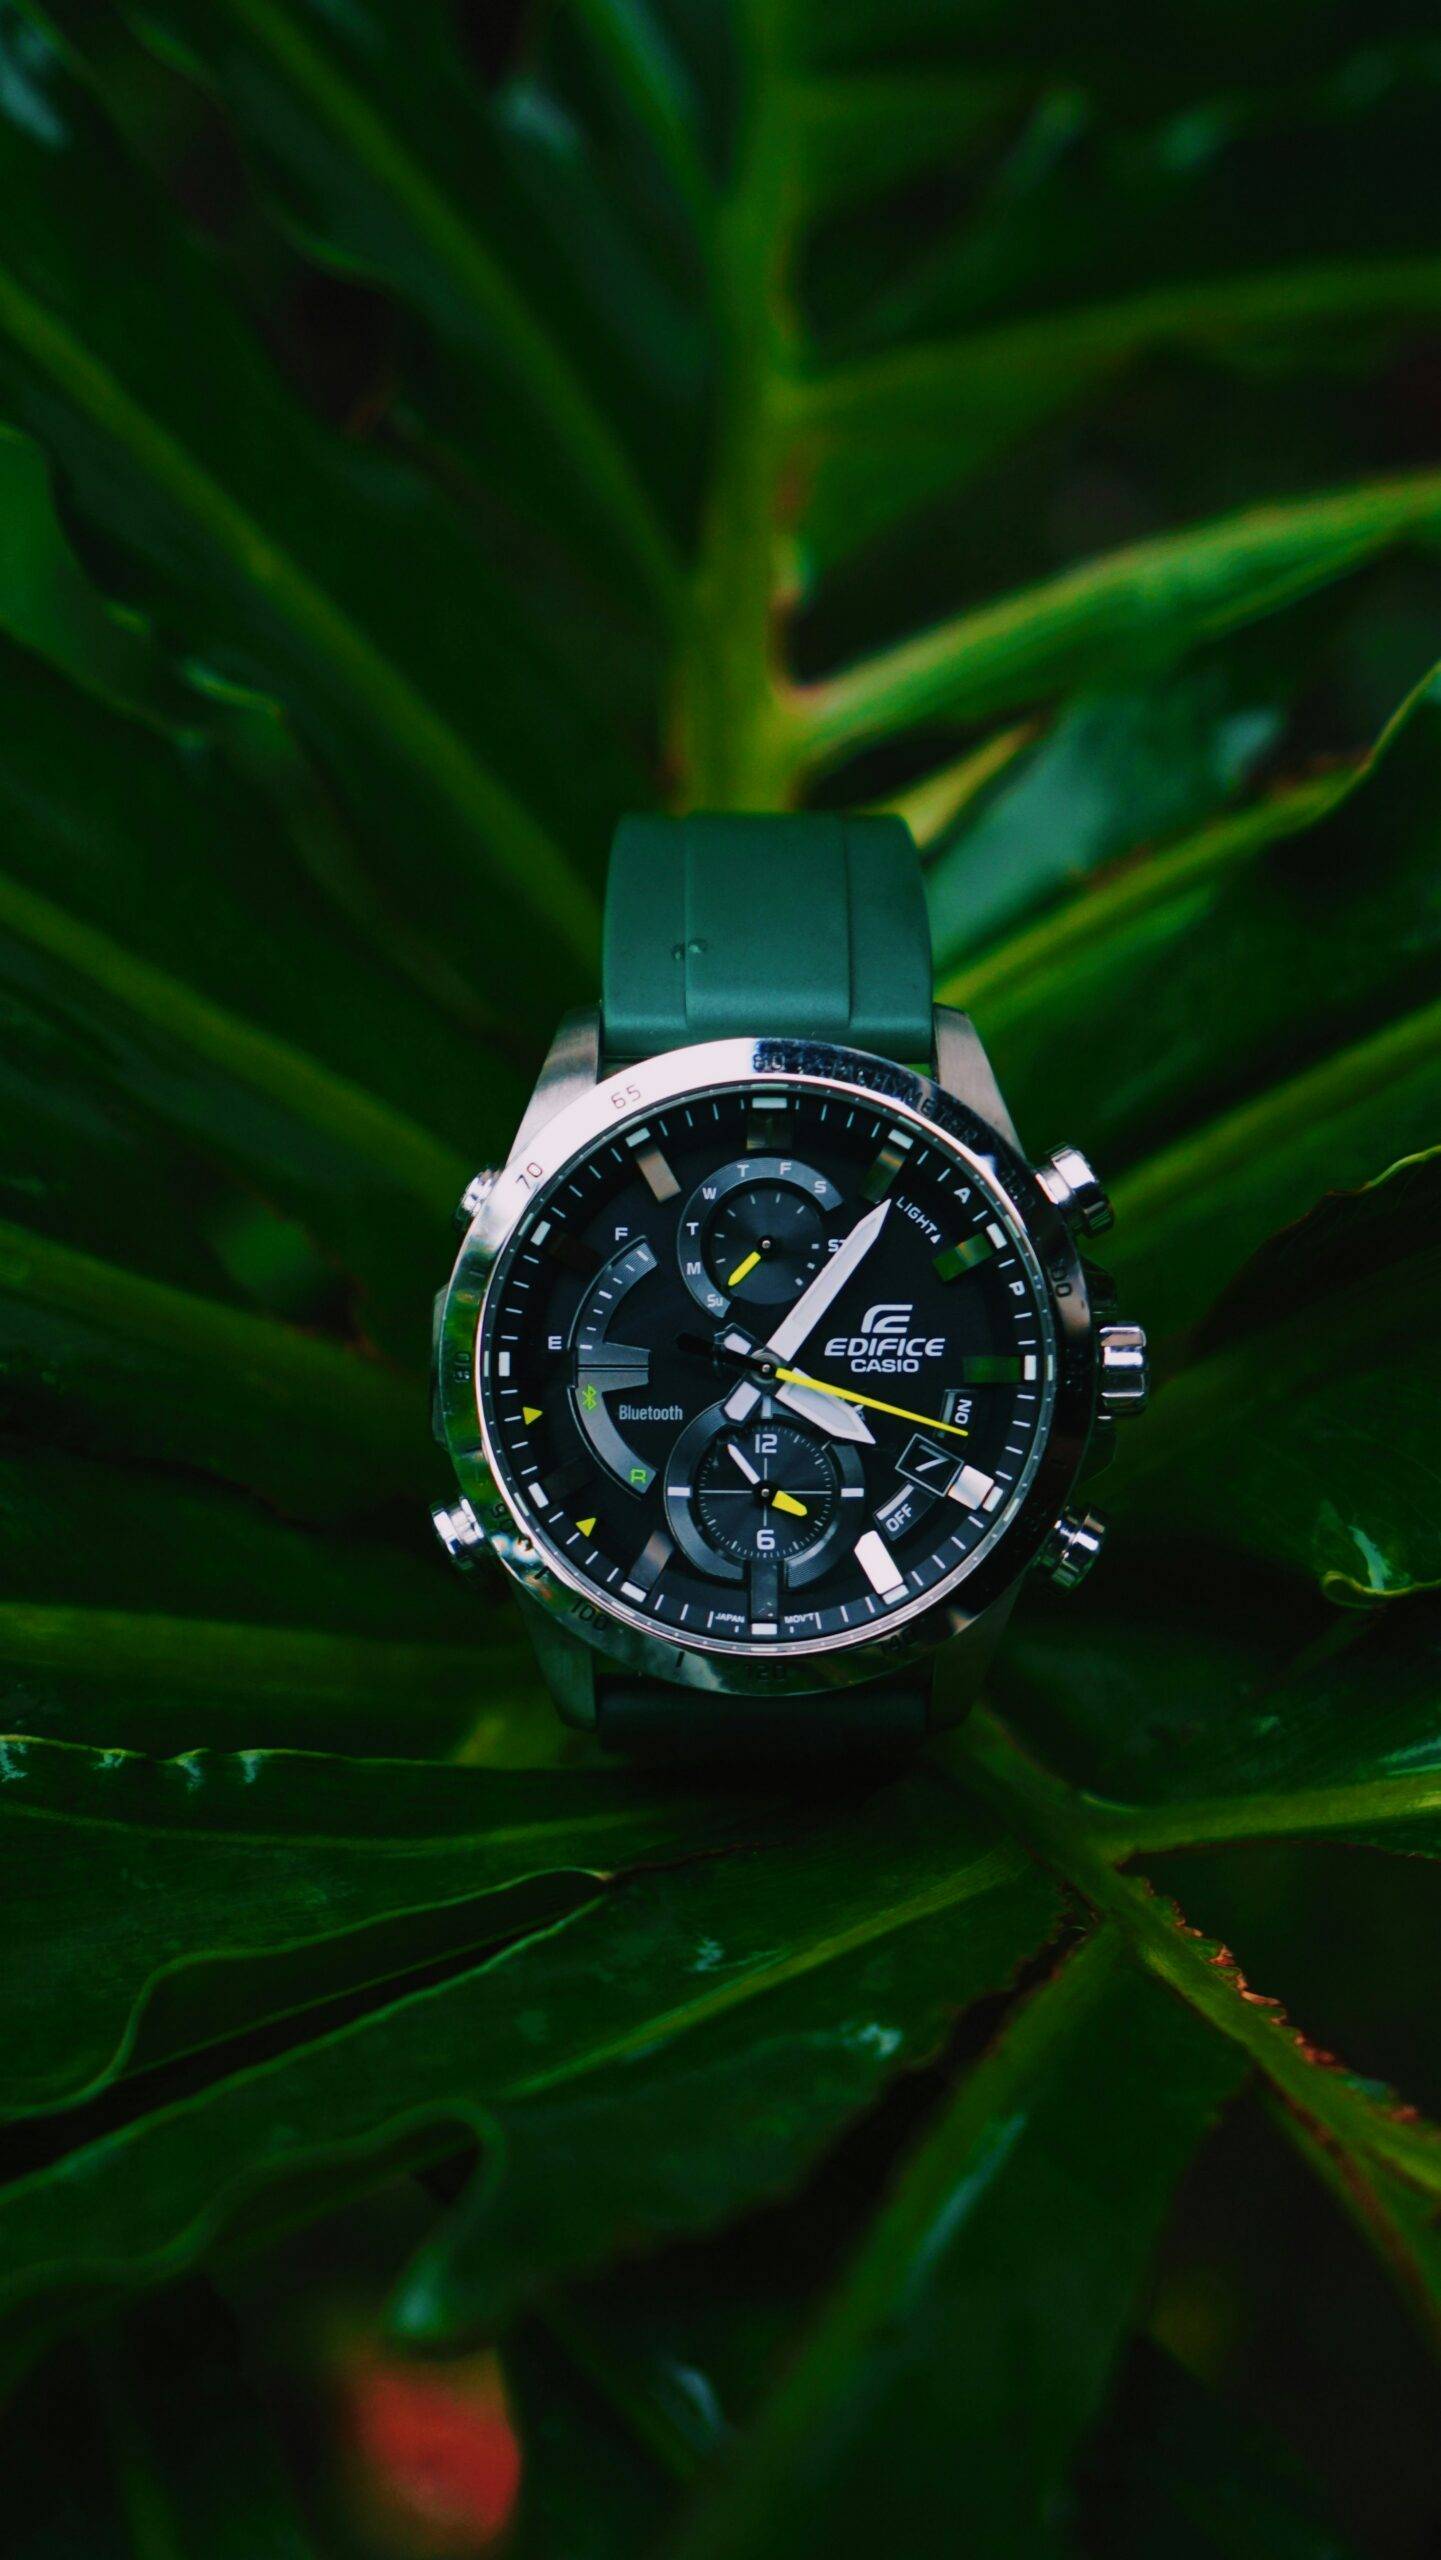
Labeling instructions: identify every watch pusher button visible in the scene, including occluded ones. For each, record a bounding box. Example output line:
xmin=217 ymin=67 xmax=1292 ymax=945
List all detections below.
xmin=1099 ymin=1321 xmax=1148 ymax=1413
xmin=455 ymin=1168 xmax=500 ymax=1230
xmin=1036 ymin=1144 xmax=1113 ymax=1237
xmin=1040 ymin=1508 xmax=1108 ymax=1590
xmin=431 ymin=1499 xmax=488 ymax=1569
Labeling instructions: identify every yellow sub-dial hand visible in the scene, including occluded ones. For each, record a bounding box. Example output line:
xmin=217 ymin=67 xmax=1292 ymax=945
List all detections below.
xmin=727 ymin=1248 xmax=763 ymax=1288
xmin=770 ymin=1489 xmax=808 ymax=1519
xmin=773 ymin=1365 xmax=968 ymax=1439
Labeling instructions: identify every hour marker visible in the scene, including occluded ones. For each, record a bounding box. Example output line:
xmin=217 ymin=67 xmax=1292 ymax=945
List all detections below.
xmin=522 ymin=1404 xmax=543 ymax=1424
xmin=576 ymin=1515 xmax=597 ymax=1538
xmin=960 ymin=1355 xmax=1022 ymax=1384
xmin=497 ymin=1353 xmax=511 ymax=1377
xmin=632 ymin=1141 xmax=680 ymax=1203
xmin=749 ymin=1556 xmax=781 ymax=1624
xmin=1024 ymin=1355 xmax=1038 ymax=1381
xmin=626 ymin=1529 xmax=673 ymax=1597
xmin=855 ymin=1528 xmax=906 ymax=1601
xmin=934 ymin=1232 xmax=995 ymax=1281
xmin=862 ymin=1129 xmax=913 ymax=1201
xmin=747 ymin=1097 xmax=789 ymax=1147
xmin=948 ymin=1463 xmax=1002 ymax=1512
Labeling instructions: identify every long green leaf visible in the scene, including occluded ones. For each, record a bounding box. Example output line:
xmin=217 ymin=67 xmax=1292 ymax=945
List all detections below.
xmin=0 ymin=24 xmax=606 ymax=1005
xmin=0 ymin=1601 xmax=536 ymax=1763
xmin=0 ymin=1776 xmax=1059 ymax=2354
xmin=0 ymin=1736 xmax=789 ymax=2114
xmin=0 ymin=1217 xmax=421 ymax=1521
xmin=666 ymin=1931 xmax=1243 ymax=2560
xmin=968 ymin=664 xmax=1441 ymax=1217
xmin=1108 ymin=1150 xmax=1441 ymax=1602
xmin=999 ymin=1588 xmax=1441 ymax=1859
xmin=800 ymin=473 xmax=1441 ymax=764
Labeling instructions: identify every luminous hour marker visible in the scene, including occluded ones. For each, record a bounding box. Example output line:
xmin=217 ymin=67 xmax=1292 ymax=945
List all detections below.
xmin=934 ymin=1232 xmax=995 ymax=1281
xmin=576 ymin=1515 xmax=597 ymax=1538
xmin=626 ymin=1528 xmax=673 ymax=1598
xmin=522 ymin=1404 xmax=542 ymax=1424
xmin=497 ymin=1353 xmax=511 ymax=1377
xmin=862 ymin=1128 xmax=913 ymax=1201
xmin=631 ymin=1140 xmax=680 ymax=1202
xmin=960 ymin=1355 xmax=1021 ymax=1384
xmin=949 ymin=1462 xmax=1002 ymax=1512
xmin=855 ymin=1528 xmax=906 ymax=1601
xmin=749 ymin=1556 xmax=781 ymax=1625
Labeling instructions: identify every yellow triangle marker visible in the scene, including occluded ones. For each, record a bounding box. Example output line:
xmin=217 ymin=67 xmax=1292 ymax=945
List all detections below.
xmin=522 ymin=1405 xmax=542 ymax=1424
xmin=577 ymin=1516 xmax=596 ymax=1537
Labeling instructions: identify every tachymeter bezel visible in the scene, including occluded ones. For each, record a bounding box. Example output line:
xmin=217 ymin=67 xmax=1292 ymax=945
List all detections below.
xmin=437 ymin=1038 xmax=1096 ymax=1697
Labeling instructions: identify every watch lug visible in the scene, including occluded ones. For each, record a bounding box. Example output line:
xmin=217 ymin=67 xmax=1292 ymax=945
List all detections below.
xmin=932 ymin=1006 xmax=1023 ymax=1154
xmin=507 ymin=1005 xmax=601 ymax=1167
xmin=515 ymin=1592 xmax=598 ymax=1731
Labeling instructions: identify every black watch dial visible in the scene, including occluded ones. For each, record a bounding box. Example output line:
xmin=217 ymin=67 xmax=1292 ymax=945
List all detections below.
xmin=478 ymin=1081 xmax=1059 ymax=1655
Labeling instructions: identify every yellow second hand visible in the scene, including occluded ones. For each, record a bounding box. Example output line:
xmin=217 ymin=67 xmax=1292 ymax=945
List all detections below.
xmin=774 ymin=1364 xmax=969 ymax=1439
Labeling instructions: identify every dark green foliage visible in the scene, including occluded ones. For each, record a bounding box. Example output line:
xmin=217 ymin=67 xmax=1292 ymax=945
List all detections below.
xmin=0 ymin=0 xmax=1438 ymax=2550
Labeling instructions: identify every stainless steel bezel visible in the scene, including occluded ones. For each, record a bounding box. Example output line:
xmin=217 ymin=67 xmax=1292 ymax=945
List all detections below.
xmin=436 ymin=1037 xmax=1097 ymax=1698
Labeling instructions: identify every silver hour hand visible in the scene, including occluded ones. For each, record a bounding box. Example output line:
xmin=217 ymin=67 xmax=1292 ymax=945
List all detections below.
xmin=724 ymin=1198 xmax=891 ymax=1423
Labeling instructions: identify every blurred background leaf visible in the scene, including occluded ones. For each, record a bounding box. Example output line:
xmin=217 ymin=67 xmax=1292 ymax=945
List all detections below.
xmin=1 ymin=0 xmax=1440 ymax=2552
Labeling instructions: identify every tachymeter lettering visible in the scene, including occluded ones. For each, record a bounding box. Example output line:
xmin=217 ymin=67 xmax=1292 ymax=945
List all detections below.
xmin=477 ymin=1086 xmax=1057 ymax=1656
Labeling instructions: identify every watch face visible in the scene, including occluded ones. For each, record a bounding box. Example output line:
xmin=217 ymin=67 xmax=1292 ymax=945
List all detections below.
xmin=472 ymin=1073 xmax=1064 ymax=1662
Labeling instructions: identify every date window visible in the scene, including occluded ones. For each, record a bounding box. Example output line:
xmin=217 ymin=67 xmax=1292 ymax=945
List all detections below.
xmin=897 ymin=1433 xmax=961 ymax=1499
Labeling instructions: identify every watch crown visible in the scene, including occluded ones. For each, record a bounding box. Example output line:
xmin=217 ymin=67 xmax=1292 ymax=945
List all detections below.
xmin=1036 ymin=1144 xmax=1113 ymax=1237
xmin=431 ymin=1498 xmax=488 ymax=1569
xmin=1099 ymin=1320 xmax=1148 ymax=1413
xmin=455 ymin=1168 xmax=499 ymax=1230
xmin=1041 ymin=1508 xmax=1108 ymax=1591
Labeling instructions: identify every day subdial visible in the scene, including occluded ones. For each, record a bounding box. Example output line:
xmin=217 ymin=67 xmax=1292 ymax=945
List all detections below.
xmin=678 ymin=1155 xmax=842 ymax=1318
xmin=695 ymin=1420 xmax=840 ymax=1563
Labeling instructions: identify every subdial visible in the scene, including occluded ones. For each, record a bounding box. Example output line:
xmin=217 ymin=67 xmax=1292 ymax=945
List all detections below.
xmin=707 ymin=1184 xmax=826 ymax=1308
xmin=693 ymin=1420 xmax=839 ymax=1563
xmin=677 ymin=1155 xmax=843 ymax=1319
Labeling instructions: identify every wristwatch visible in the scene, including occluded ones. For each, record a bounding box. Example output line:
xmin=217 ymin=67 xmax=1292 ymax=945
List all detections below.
xmin=431 ymin=813 xmax=1147 ymax=1754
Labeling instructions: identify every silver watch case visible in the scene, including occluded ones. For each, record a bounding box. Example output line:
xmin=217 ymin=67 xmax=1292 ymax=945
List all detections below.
xmin=435 ymin=1030 xmax=1098 ymax=1700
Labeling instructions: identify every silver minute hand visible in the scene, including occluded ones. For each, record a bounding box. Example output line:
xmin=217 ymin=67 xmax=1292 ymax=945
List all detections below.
xmin=723 ymin=1200 xmax=891 ymax=1423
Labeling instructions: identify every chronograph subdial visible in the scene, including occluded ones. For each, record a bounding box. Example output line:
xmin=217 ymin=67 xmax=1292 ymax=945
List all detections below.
xmin=696 ymin=1421 xmax=839 ymax=1563
xmin=678 ymin=1156 xmax=843 ymax=1318
xmin=666 ymin=1405 xmax=861 ymax=1607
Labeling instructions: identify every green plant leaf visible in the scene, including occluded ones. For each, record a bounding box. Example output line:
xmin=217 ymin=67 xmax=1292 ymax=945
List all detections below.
xmin=999 ymin=1588 xmax=1441 ymax=1858
xmin=0 ymin=1600 xmax=537 ymax=1762
xmin=0 ymin=1217 xmax=426 ymax=1521
xmin=925 ymin=669 xmax=1280 ymax=974
xmin=0 ymin=1775 xmax=1059 ymax=2357
xmin=84 ymin=0 xmax=691 ymax=609
xmin=664 ymin=1931 xmax=1243 ymax=2560
xmin=967 ymin=664 xmax=1441 ymax=1237
xmin=1108 ymin=1150 xmax=1441 ymax=1603
xmin=1080 ymin=2340 xmax=1362 ymax=2560
xmin=799 ymin=474 xmax=1441 ymax=768
xmin=0 ymin=20 xmax=610 ymax=1014
xmin=0 ymin=1736 xmax=788 ymax=2114
xmin=950 ymin=1722 xmax=1441 ymax=2205
xmin=1275 ymin=2106 xmax=1441 ymax=2359
xmin=797 ymin=258 xmax=1441 ymax=574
